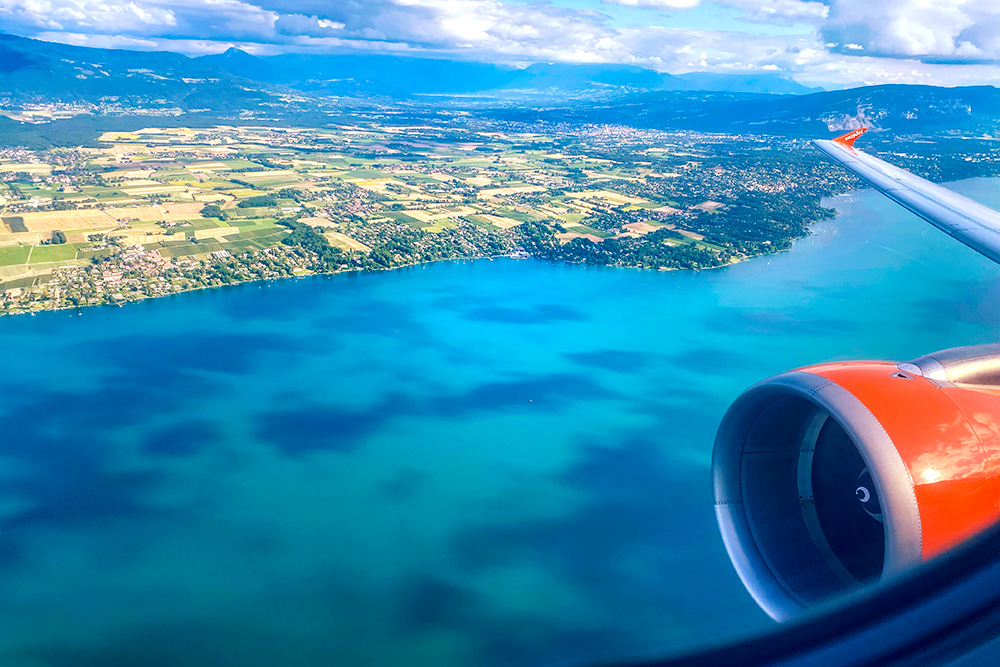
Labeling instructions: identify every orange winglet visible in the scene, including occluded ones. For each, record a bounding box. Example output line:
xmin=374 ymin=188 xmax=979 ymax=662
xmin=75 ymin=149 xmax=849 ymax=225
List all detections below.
xmin=833 ymin=127 xmax=867 ymax=147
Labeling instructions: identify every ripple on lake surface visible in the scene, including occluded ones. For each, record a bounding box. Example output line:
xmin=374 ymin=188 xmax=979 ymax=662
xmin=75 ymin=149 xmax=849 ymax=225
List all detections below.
xmin=2 ymin=179 xmax=1000 ymax=666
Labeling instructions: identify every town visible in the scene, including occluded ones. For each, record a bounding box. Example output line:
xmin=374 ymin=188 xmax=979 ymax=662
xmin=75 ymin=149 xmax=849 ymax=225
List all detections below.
xmin=0 ymin=121 xmax=870 ymax=314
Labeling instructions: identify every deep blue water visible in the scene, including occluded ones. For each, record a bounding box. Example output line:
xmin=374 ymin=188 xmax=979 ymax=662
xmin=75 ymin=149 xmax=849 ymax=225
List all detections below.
xmin=3 ymin=180 xmax=1000 ymax=666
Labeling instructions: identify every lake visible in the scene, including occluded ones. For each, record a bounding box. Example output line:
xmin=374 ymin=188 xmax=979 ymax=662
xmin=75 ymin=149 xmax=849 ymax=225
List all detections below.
xmin=2 ymin=179 xmax=1000 ymax=666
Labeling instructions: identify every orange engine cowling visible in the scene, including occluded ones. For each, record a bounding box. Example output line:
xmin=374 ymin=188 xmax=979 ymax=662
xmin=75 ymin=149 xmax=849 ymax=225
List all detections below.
xmin=713 ymin=344 xmax=1000 ymax=620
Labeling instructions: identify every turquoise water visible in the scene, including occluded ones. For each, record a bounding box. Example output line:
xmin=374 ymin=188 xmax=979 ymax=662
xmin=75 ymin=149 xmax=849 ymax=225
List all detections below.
xmin=2 ymin=179 xmax=1000 ymax=666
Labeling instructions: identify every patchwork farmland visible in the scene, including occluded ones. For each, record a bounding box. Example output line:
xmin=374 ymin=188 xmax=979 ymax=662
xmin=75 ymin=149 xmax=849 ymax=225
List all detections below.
xmin=0 ymin=122 xmax=845 ymax=314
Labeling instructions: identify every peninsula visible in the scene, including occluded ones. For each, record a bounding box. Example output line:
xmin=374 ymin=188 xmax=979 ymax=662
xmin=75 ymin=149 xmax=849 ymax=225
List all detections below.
xmin=0 ymin=121 xmax=980 ymax=315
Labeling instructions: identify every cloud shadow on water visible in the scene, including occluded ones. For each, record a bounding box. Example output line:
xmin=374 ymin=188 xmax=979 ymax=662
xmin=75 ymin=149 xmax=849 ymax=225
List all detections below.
xmin=0 ymin=351 xmax=231 ymax=565
xmin=463 ymin=303 xmax=588 ymax=325
xmin=911 ymin=277 xmax=1000 ymax=335
xmin=394 ymin=573 xmax=629 ymax=667
xmin=701 ymin=309 xmax=861 ymax=338
xmin=428 ymin=290 xmax=589 ymax=326
xmin=565 ymin=349 xmax=654 ymax=374
xmin=666 ymin=346 xmax=752 ymax=376
xmin=255 ymin=405 xmax=389 ymax=457
xmin=446 ymin=432 xmax=763 ymax=662
xmin=253 ymin=373 xmax=619 ymax=458
xmin=91 ymin=331 xmax=295 ymax=376
xmin=0 ymin=411 xmax=167 ymax=566
xmin=143 ymin=420 xmax=224 ymax=457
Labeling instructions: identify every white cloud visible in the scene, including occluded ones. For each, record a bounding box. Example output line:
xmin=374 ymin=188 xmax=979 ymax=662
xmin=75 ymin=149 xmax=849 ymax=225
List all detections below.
xmin=0 ymin=0 xmax=177 ymax=32
xmin=603 ymin=0 xmax=828 ymax=25
xmin=33 ymin=30 xmax=245 ymax=55
xmin=823 ymin=0 xmax=1000 ymax=61
xmin=4 ymin=0 xmax=1000 ymax=89
xmin=723 ymin=0 xmax=827 ymax=25
xmin=0 ymin=0 xmax=278 ymax=40
xmin=274 ymin=14 xmax=346 ymax=38
xmin=33 ymin=31 xmax=162 ymax=50
xmin=605 ymin=0 xmax=701 ymax=8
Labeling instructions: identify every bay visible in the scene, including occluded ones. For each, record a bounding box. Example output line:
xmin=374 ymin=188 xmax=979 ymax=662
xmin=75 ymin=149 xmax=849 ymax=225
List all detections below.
xmin=2 ymin=178 xmax=1000 ymax=666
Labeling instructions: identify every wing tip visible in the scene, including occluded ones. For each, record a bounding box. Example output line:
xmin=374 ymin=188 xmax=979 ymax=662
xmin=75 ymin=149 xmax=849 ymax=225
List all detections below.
xmin=833 ymin=127 xmax=868 ymax=147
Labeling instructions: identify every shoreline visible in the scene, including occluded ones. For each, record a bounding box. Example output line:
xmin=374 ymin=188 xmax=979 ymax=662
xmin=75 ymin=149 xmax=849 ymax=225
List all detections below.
xmin=28 ymin=173 xmax=987 ymax=320
xmin=0 ymin=250 xmax=518 ymax=318
xmin=8 ymin=182 xmax=884 ymax=319
xmin=0 ymin=242 xmax=769 ymax=319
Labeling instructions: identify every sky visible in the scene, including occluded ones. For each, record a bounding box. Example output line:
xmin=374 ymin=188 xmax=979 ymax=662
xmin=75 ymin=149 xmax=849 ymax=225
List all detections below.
xmin=1 ymin=0 xmax=1000 ymax=88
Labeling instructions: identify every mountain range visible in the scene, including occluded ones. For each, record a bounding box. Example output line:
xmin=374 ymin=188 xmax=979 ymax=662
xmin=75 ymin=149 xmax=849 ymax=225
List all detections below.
xmin=0 ymin=32 xmax=815 ymax=108
xmin=0 ymin=33 xmax=271 ymax=110
xmin=198 ymin=48 xmax=819 ymax=96
xmin=494 ymin=85 xmax=1000 ymax=136
xmin=1 ymin=33 xmax=999 ymax=140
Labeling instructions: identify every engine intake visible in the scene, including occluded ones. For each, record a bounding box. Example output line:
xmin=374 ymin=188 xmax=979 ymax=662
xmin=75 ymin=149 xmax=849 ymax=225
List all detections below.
xmin=714 ymin=345 xmax=1000 ymax=620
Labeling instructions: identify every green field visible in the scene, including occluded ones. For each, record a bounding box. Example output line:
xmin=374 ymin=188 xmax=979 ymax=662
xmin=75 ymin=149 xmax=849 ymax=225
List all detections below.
xmin=567 ymin=224 xmax=611 ymax=238
xmin=236 ymin=219 xmax=278 ymax=230
xmin=223 ymin=159 xmax=266 ymax=170
xmin=237 ymin=228 xmax=285 ymax=240
xmin=383 ymin=211 xmax=422 ymax=224
xmin=184 ymin=218 xmax=229 ymax=230
xmin=345 ymin=169 xmax=390 ymax=179
xmin=0 ymin=245 xmax=30 ymax=266
xmin=425 ymin=219 xmax=459 ymax=232
xmin=80 ymin=186 xmax=128 ymax=197
xmin=0 ymin=121 xmax=778 ymax=315
xmin=463 ymin=215 xmax=501 ymax=231
xmin=29 ymin=243 xmax=79 ymax=263
xmin=231 ymin=207 xmax=279 ymax=218
xmin=497 ymin=209 xmax=541 ymax=223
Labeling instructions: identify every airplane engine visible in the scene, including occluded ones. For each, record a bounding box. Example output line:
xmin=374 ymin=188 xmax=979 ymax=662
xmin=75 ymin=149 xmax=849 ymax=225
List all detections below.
xmin=713 ymin=344 xmax=1000 ymax=620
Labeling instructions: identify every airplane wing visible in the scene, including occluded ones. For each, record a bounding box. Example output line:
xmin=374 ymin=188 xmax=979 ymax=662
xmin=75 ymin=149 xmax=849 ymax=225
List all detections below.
xmin=813 ymin=128 xmax=1000 ymax=265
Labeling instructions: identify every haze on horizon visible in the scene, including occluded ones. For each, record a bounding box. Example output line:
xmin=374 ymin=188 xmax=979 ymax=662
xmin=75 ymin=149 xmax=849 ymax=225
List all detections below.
xmin=1 ymin=0 xmax=999 ymax=90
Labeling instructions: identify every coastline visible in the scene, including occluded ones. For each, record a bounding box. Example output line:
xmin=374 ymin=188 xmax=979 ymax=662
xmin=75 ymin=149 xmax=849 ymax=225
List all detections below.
xmin=8 ymin=180 xmax=896 ymax=319
xmin=0 ymin=239 xmax=770 ymax=319
xmin=0 ymin=249 xmax=518 ymax=318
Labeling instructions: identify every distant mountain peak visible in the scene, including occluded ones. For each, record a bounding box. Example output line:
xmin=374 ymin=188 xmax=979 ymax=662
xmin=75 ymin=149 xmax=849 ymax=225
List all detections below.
xmin=199 ymin=46 xmax=281 ymax=82
xmin=219 ymin=47 xmax=257 ymax=59
xmin=0 ymin=32 xmax=272 ymax=109
xmin=674 ymin=71 xmax=820 ymax=95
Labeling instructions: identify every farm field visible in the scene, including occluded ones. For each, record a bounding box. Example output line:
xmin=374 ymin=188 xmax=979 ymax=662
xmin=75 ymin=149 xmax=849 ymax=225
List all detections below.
xmin=0 ymin=120 xmax=827 ymax=314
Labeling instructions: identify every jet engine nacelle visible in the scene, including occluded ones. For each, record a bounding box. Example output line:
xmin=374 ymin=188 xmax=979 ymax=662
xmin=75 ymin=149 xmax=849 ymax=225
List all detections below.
xmin=714 ymin=345 xmax=1000 ymax=620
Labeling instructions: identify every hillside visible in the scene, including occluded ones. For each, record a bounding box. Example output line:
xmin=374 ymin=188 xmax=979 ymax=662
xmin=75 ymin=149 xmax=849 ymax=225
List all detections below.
xmin=198 ymin=48 xmax=815 ymax=97
xmin=0 ymin=33 xmax=276 ymax=110
xmin=488 ymin=85 xmax=1000 ymax=136
xmin=0 ymin=33 xmax=816 ymax=104
xmin=2 ymin=34 xmax=999 ymax=140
